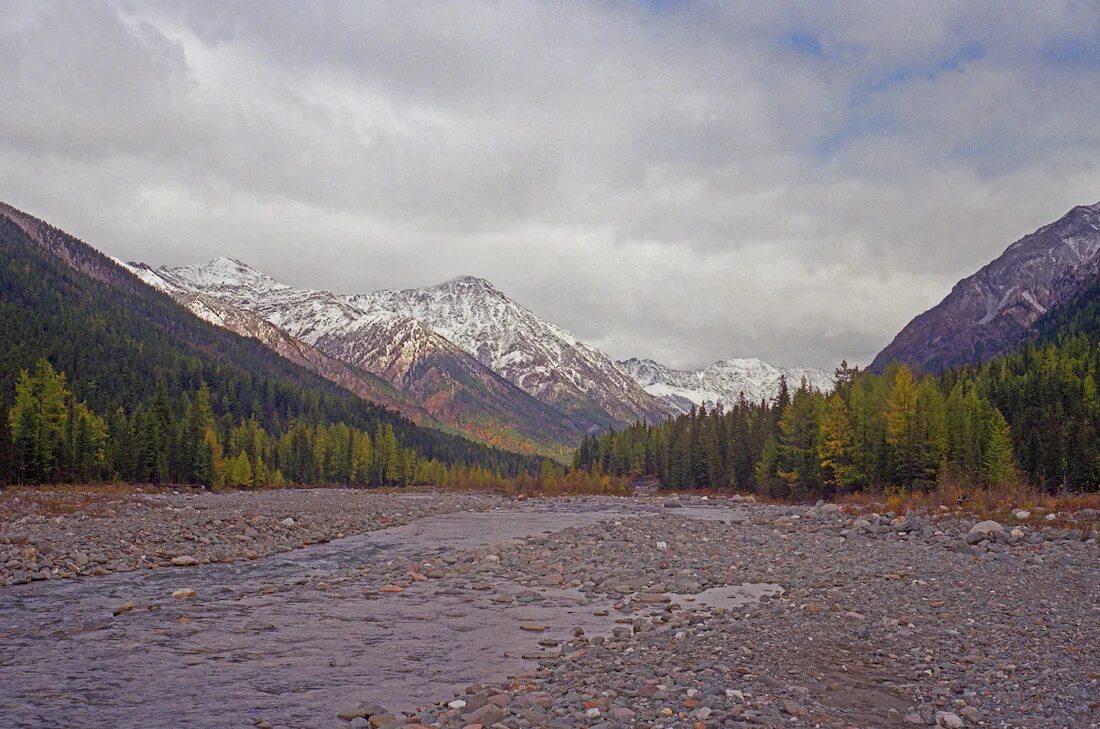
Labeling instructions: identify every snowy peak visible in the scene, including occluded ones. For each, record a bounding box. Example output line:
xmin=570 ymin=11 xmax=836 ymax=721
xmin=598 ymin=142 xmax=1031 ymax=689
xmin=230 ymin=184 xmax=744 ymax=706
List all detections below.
xmin=120 ymin=257 xmax=586 ymax=457
xmin=348 ymin=277 xmax=665 ymax=426
xmin=158 ymin=257 xmax=276 ymax=291
xmin=432 ymin=274 xmax=502 ymax=293
xmin=620 ymin=356 xmax=833 ymax=414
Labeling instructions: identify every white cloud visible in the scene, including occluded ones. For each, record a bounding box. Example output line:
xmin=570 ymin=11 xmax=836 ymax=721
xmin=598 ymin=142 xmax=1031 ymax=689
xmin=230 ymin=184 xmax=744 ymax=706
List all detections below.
xmin=1 ymin=0 xmax=1099 ymax=370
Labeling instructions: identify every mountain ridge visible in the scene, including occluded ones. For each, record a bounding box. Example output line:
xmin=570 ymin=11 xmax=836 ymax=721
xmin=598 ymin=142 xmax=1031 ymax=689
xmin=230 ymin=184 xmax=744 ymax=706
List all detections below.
xmin=0 ymin=200 xmax=533 ymax=476
xmin=122 ymin=259 xmax=584 ymax=459
xmin=870 ymin=200 xmax=1100 ymax=373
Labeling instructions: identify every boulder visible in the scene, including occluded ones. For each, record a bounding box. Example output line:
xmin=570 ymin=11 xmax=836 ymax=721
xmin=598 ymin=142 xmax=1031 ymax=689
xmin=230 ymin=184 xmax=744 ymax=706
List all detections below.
xmin=965 ymin=520 xmax=1004 ymax=545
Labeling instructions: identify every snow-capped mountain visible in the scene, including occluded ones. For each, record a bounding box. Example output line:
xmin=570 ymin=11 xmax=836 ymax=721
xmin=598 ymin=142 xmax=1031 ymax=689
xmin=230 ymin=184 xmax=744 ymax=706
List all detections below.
xmin=620 ymin=356 xmax=834 ymax=414
xmin=122 ymin=258 xmax=584 ymax=458
xmin=121 ymin=260 xmax=442 ymax=424
xmin=347 ymin=275 xmax=668 ymax=427
xmin=871 ymin=201 xmax=1100 ymax=372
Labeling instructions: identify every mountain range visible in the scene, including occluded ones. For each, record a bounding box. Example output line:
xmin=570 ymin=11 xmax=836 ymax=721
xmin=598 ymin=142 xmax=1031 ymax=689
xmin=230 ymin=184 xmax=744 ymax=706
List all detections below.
xmin=619 ymin=357 xmax=833 ymax=414
xmin=871 ymin=201 xmax=1100 ymax=373
xmin=119 ymin=256 xmax=825 ymax=458
xmin=6 ymin=195 xmax=1100 ymax=465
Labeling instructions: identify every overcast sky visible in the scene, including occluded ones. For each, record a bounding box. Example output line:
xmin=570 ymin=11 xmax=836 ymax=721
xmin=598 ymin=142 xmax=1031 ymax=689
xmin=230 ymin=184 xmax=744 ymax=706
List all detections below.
xmin=3 ymin=2 xmax=1100 ymax=369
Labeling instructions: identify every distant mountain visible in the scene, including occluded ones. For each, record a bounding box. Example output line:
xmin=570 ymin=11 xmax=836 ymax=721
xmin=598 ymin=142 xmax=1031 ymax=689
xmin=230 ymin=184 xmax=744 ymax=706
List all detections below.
xmin=126 ymin=259 xmax=584 ymax=458
xmin=619 ymin=357 xmax=833 ymax=413
xmin=349 ymin=275 xmax=669 ymax=427
xmin=871 ymin=201 xmax=1100 ymax=373
xmin=0 ymin=201 xmax=531 ymax=476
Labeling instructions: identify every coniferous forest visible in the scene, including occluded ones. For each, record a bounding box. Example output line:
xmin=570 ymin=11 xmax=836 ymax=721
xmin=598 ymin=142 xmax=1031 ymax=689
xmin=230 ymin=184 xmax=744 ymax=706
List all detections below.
xmin=576 ymin=314 xmax=1100 ymax=496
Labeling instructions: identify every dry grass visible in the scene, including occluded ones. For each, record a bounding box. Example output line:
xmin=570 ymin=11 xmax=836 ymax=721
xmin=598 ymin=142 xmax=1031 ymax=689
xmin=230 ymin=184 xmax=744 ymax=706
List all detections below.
xmin=837 ymin=479 xmax=1100 ymax=533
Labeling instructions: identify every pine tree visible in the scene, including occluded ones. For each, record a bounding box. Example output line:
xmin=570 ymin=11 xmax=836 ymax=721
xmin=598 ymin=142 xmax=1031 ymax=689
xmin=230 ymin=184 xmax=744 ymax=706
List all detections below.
xmin=818 ymin=393 xmax=857 ymax=493
xmin=984 ymin=409 xmax=1015 ymax=485
xmin=8 ymin=360 xmax=71 ymax=483
xmin=886 ymin=365 xmax=920 ymax=487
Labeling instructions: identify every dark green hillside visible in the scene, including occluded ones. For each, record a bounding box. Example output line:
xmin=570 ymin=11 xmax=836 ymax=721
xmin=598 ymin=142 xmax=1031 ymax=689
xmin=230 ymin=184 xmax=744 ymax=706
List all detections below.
xmin=0 ymin=204 xmax=536 ymax=484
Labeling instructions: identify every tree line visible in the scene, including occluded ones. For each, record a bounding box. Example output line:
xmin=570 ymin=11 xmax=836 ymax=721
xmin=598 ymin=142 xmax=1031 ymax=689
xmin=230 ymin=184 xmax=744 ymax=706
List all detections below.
xmin=575 ymin=360 xmax=1027 ymax=498
xmin=4 ymin=360 xmax=534 ymax=488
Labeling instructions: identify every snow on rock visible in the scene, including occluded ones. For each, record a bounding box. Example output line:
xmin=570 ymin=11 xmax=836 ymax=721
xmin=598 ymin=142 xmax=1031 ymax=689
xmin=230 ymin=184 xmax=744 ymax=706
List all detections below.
xmin=619 ymin=356 xmax=833 ymax=414
xmin=344 ymin=275 xmax=669 ymax=425
xmin=119 ymin=261 xmax=672 ymax=431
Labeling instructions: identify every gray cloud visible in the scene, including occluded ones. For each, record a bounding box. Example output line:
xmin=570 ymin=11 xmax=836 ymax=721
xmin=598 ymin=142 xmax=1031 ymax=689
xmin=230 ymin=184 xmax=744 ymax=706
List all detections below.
xmin=2 ymin=0 xmax=1099 ymax=370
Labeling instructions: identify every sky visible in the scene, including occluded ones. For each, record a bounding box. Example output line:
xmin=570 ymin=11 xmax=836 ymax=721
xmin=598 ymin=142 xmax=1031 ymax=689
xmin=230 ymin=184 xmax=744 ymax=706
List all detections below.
xmin=3 ymin=1 xmax=1100 ymax=370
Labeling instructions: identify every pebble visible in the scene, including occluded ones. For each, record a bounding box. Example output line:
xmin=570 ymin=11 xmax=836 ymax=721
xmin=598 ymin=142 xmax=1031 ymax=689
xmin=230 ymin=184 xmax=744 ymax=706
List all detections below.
xmin=170 ymin=555 xmax=199 ymax=567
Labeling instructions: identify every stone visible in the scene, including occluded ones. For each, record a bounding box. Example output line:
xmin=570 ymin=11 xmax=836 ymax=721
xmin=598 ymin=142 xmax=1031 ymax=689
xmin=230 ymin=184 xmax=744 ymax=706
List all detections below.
xmin=337 ymin=708 xmax=370 ymax=721
xmin=112 ymin=601 xmax=136 ymax=616
xmin=935 ymin=711 xmax=964 ymax=728
xmin=379 ymin=584 xmax=405 ymax=593
xmin=965 ymin=521 xmax=1004 ymax=545
xmin=170 ymin=555 xmax=199 ymax=566
xmin=349 ymin=719 xmax=370 ymax=729
xmin=466 ymin=704 xmax=505 ymax=725
xmin=783 ymin=700 xmax=808 ymax=717
xmin=281 ymin=517 xmax=295 ymax=526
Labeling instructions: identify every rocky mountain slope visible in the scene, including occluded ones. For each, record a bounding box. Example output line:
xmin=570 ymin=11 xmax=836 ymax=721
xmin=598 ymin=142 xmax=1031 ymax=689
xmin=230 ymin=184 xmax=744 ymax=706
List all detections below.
xmin=871 ymin=201 xmax=1100 ymax=373
xmin=133 ymin=259 xmax=672 ymax=435
xmin=620 ymin=357 xmax=833 ymax=414
xmin=124 ymin=259 xmax=583 ymax=458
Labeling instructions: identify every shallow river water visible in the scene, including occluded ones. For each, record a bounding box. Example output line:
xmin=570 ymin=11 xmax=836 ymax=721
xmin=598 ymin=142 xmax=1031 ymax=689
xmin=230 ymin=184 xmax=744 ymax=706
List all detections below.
xmin=0 ymin=499 xmax=744 ymax=728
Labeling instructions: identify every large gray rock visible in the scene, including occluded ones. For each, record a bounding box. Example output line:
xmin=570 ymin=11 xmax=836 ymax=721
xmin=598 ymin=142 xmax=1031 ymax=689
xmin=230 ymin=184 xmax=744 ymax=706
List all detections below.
xmin=467 ymin=703 xmax=506 ymax=725
xmin=966 ymin=520 xmax=1004 ymax=545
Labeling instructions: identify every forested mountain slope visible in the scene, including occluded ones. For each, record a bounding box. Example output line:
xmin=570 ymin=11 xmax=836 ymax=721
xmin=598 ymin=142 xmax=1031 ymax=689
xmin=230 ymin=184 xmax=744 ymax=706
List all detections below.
xmin=0 ymin=202 xmax=536 ymax=483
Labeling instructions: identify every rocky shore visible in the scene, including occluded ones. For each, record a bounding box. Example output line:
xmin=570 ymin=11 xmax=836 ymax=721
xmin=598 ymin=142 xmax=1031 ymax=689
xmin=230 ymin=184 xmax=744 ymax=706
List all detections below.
xmin=325 ymin=497 xmax=1099 ymax=729
xmin=0 ymin=487 xmax=503 ymax=586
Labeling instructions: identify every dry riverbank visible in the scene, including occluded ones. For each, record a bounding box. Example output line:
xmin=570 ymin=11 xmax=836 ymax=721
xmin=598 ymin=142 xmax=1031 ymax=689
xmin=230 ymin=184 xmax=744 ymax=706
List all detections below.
xmin=333 ymin=496 xmax=1100 ymax=729
xmin=2 ymin=488 xmax=1098 ymax=728
xmin=0 ymin=486 xmax=505 ymax=586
